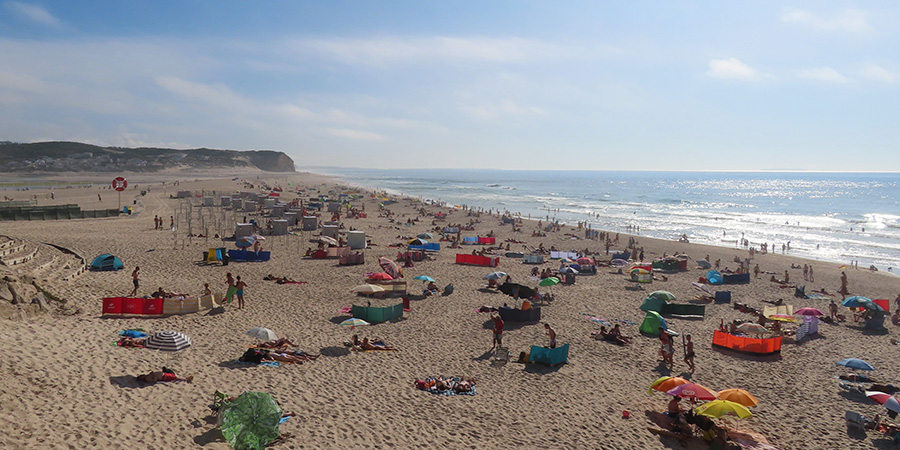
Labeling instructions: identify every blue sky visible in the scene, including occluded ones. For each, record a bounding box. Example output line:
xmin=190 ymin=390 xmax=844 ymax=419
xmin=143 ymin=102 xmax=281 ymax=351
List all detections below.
xmin=1 ymin=1 xmax=898 ymax=171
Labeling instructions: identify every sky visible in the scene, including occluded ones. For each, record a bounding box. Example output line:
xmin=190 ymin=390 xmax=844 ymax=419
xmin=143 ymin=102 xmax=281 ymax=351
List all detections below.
xmin=1 ymin=1 xmax=898 ymax=171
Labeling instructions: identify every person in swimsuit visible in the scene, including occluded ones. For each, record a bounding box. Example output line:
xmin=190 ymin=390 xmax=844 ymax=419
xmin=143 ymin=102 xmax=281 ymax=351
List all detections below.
xmin=225 ymin=272 xmax=236 ymax=304
xmin=683 ymin=334 xmax=695 ymax=373
xmin=135 ymin=370 xmax=193 ymax=384
xmin=235 ymin=276 xmax=247 ymax=310
xmin=130 ymin=267 xmax=140 ymax=297
xmin=544 ymin=323 xmax=557 ymax=349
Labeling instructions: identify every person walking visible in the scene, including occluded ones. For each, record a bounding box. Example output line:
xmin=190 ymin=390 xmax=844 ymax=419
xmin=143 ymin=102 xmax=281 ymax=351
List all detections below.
xmin=130 ymin=266 xmax=140 ymax=296
xmin=235 ymin=276 xmax=247 ymax=310
xmin=491 ymin=313 xmax=504 ymax=350
xmin=683 ymin=335 xmax=695 ymax=373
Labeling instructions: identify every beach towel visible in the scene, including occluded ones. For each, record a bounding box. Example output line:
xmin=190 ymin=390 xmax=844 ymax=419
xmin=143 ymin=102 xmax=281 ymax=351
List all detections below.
xmin=119 ymin=329 xmax=148 ymax=338
xmin=233 ymin=360 xmax=280 ymax=368
xmin=225 ymin=286 xmax=237 ymax=303
xmin=417 ymin=377 xmax=476 ymax=396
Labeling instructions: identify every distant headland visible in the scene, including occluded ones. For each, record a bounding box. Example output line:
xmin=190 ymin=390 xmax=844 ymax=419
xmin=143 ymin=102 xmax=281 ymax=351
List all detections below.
xmin=0 ymin=141 xmax=296 ymax=173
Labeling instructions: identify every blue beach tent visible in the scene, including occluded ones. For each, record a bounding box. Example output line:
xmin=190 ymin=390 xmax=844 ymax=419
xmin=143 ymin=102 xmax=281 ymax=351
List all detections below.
xmin=90 ymin=254 xmax=124 ymax=271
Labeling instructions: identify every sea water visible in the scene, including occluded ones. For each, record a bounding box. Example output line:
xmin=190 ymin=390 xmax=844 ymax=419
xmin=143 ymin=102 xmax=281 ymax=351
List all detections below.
xmin=313 ymin=168 xmax=900 ymax=271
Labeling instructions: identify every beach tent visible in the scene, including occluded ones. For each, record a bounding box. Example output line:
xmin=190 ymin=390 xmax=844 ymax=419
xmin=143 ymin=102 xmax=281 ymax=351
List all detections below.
xmin=640 ymin=296 xmax=668 ymax=313
xmin=90 ymin=254 xmax=124 ymax=271
xmin=639 ymin=311 xmax=667 ymax=335
xmin=706 ymin=270 xmax=724 ymax=285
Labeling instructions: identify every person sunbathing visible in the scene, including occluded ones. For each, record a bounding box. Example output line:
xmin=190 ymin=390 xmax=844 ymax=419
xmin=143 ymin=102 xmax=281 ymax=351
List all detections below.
xmin=453 ymin=377 xmax=476 ymax=393
xmin=136 ymin=370 xmax=193 ymax=384
xmin=610 ymin=324 xmax=632 ymax=343
xmin=118 ymin=337 xmax=146 ymax=347
xmin=360 ymin=337 xmax=395 ymax=351
xmin=257 ymin=338 xmax=298 ymax=349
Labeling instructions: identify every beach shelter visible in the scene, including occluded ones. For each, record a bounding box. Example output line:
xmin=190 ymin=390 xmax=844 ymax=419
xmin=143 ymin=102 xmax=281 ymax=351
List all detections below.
xmin=219 ymin=391 xmax=282 ymax=450
xmin=640 ymin=296 xmax=667 ymax=313
xmin=706 ymin=270 xmax=724 ymax=285
xmin=408 ymin=238 xmax=428 ymax=246
xmin=639 ymin=311 xmax=667 ymax=335
xmin=90 ymin=254 xmax=124 ymax=271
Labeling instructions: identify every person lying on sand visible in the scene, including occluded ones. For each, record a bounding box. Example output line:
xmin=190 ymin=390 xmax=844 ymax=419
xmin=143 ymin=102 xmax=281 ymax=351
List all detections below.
xmin=136 ymin=370 xmax=193 ymax=384
xmin=256 ymin=338 xmax=298 ymax=349
xmin=597 ymin=326 xmax=627 ymax=345
xmin=118 ymin=337 xmax=146 ymax=348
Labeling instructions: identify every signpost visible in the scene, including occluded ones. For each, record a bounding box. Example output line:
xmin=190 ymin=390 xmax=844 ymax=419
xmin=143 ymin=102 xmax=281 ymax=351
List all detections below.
xmin=112 ymin=176 xmax=127 ymax=213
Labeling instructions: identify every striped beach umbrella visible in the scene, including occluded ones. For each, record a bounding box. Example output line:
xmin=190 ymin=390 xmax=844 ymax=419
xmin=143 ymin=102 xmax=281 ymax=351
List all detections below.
xmin=145 ymin=331 xmax=192 ymax=352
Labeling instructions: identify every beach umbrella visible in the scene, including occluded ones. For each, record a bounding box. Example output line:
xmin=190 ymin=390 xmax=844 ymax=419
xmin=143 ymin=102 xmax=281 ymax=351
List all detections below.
xmin=649 ymin=376 xmax=690 ymax=394
xmin=235 ymin=236 xmax=255 ymax=248
xmin=866 ymin=391 xmax=900 ymax=414
xmin=648 ymin=291 xmax=676 ymax=302
xmin=339 ymin=318 xmax=370 ymax=330
xmin=576 ymin=257 xmax=594 ymax=265
xmin=367 ymin=272 xmax=393 ymax=281
xmin=319 ymin=236 xmax=338 ymax=246
xmin=539 ymin=277 xmax=560 ymax=287
xmin=350 ymin=284 xmax=385 ymax=294
xmin=695 ymin=400 xmax=753 ymax=419
xmin=245 ymin=327 xmax=277 ymax=341
xmin=378 ymin=257 xmax=401 ymax=278
xmin=145 ymin=331 xmax=192 ymax=352
xmin=842 ymin=296 xmax=872 ymax=308
xmin=219 ymin=391 xmax=282 ymax=450
xmin=408 ymin=238 xmax=428 ymax=246
xmin=716 ymin=389 xmax=760 ymax=407
xmin=417 ymin=233 xmax=433 ymax=240
xmin=611 ymin=259 xmax=628 ymax=267
xmin=767 ymin=314 xmax=797 ymax=322
xmin=630 ymin=268 xmax=649 ymax=275
xmin=860 ymin=299 xmax=885 ymax=312
xmin=413 ymin=275 xmax=435 ymax=283
xmin=560 ymin=266 xmax=579 ymax=274
xmin=836 ymin=358 xmax=875 ymax=371
xmin=666 ymin=383 xmax=718 ymax=401
xmin=560 ymin=257 xmax=574 ymax=264
xmin=795 ymin=307 xmax=825 ymax=316
xmin=483 ymin=271 xmax=507 ymax=280
xmin=736 ymin=323 xmax=769 ymax=335
xmin=251 ymin=234 xmax=266 ymax=241
xmin=498 ymin=282 xmax=536 ymax=299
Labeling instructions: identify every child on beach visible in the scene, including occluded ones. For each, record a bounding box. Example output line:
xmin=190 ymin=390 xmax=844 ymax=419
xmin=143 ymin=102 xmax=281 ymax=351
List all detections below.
xmin=225 ymin=272 xmax=236 ymax=304
xmin=235 ymin=276 xmax=247 ymax=309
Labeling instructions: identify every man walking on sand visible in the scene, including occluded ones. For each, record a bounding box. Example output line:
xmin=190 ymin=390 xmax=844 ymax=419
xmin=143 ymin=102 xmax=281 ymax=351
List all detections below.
xmin=235 ymin=276 xmax=247 ymax=310
xmin=491 ymin=313 xmax=504 ymax=350
xmin=130 ymin=266 xmax=140 ymax=296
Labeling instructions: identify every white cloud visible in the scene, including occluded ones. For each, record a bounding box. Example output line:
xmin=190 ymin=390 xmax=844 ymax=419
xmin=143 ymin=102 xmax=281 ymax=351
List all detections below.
xmin=326 ymin=128 xmax=384 ymax=141
xmin=286 ymin=36 xmax=573 ymax=67
xmin=706 ymin=58 xmax=770 ymax=81
xmin=796 ymin=67 xmax=851 ymax=83
xmin=859 ymin=64 xmax=896 ymax=83
xmin=4 ymin=1 xmax=61 ymax=27
xmin=780 ymin=8 xmax=870 ymax=33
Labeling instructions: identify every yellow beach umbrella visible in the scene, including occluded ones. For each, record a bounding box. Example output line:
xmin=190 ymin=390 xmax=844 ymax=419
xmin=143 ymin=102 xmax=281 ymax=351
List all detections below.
xmin=695 ymin=400 xmax=753 ymax=419
xmin=716 ymin=389 xmax=759 ymax=407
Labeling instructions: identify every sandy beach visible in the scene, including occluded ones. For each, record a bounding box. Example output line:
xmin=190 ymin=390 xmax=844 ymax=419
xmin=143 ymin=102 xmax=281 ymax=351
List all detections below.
xmin=1 ymin=170 xmax=900 ymax=450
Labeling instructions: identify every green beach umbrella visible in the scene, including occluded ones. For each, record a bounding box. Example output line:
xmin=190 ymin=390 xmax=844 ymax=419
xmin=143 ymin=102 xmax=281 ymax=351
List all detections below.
xmin=648 ymin=291 xmax=676 ymax=302
xmin=539 ymin=277 xmax=560 ymax=287
xmin=219 ymin=391 xmax=282 ymax=450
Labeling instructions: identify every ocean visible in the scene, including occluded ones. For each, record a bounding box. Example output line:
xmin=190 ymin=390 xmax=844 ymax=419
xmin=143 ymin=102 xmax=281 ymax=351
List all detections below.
xmin=311 ymin=168 xmax=900 ymax=272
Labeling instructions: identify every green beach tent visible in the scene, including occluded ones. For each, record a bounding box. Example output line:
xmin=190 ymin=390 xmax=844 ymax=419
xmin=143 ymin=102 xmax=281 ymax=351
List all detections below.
xmin=90 ymin=254 xmax=124 ymax=271
xmin=640 ymin=296 xmax=667 ymax=313
xmin=639 ymin=311 xmax=667 ymax=336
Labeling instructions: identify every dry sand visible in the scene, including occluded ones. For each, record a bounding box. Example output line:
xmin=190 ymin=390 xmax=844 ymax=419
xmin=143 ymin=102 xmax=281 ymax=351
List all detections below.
xmin=1 ymin=170 xmax=899 ymax=450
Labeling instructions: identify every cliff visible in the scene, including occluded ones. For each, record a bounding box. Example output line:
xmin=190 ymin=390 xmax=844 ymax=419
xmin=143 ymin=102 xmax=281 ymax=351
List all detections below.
xmin=0 ymin=141 xmax=296 ymax=173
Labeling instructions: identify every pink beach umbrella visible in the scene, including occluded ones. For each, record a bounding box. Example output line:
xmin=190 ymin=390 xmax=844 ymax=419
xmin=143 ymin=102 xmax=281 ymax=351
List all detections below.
xmin=667 ymin=383 xmax=718 ymax=401
xmin=795 ymin=307 xmax=825 ymax=316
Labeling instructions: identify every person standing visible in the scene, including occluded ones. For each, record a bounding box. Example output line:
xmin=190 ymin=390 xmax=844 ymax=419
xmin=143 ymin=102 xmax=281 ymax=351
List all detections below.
xmin=840 ymin=271 xmax=849 ymax=298
xmin=225 ymin=272 xmax=236 ymax=304
xmin=808 ymin=265 xmax=814 ymax=282
xmin=130 ymin=266 xmax=140 ymax=296
xmin=491 ymin=313 xmax=504 ymax=350
xmin=683 ymin=335 xmax=695 ymax=373
xmin=544 ymin=323 xmax=557 ymax=349
xmin=235 ymin=276 xmax=247 ymax=310
xmin=829 ymin=299 xmax=838 ymax=320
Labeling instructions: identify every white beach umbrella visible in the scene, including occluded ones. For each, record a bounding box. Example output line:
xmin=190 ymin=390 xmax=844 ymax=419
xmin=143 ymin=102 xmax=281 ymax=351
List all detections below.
xmin=245 ymin=327 xmax=277 ymax=341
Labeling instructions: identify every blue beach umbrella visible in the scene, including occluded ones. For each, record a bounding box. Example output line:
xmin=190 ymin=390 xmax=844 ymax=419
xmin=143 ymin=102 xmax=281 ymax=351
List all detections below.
xmin=836 ymin=358 xmax=875 ymax=371
xmin=413 ymin=275 xmax=435 ymax=282
xmin=483 ymin=272 xmax=507 ymax=280
xmin=236 ymin=236 xmax=255 ymax=248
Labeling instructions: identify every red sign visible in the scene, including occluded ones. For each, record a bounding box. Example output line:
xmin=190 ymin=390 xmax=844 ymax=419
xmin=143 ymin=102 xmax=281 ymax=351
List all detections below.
xmin=112 ymin=177 xmax=127 ymax=191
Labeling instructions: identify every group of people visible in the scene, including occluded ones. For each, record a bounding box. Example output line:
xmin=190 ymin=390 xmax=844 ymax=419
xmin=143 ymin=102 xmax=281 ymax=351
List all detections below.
xmin=595 ymin=324 xmax=631 ymax=346
xmin=346 ymin=335 xmax=396 ymax=351
xmin=657 ymin=328 xmax=695 ymax=373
